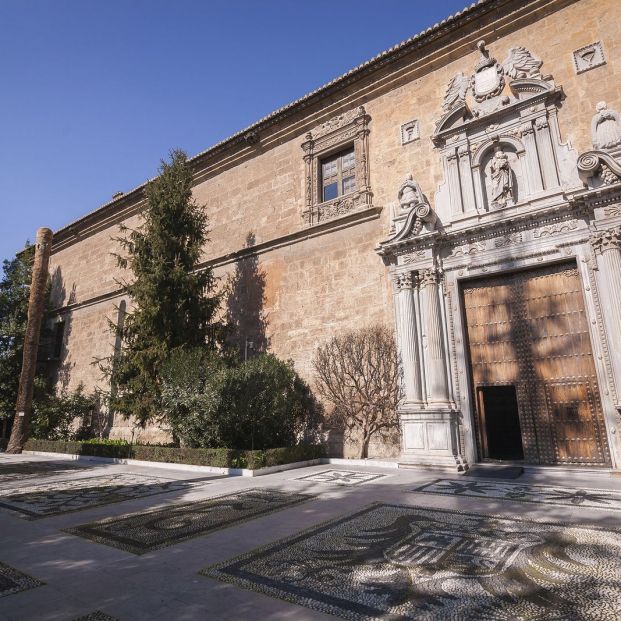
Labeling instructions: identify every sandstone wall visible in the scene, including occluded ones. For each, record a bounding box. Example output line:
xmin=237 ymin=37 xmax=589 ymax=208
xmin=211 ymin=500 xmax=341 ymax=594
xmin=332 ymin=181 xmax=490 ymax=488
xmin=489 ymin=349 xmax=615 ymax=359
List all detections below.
xmin=47 ymin=0 xmax=619 ymax=456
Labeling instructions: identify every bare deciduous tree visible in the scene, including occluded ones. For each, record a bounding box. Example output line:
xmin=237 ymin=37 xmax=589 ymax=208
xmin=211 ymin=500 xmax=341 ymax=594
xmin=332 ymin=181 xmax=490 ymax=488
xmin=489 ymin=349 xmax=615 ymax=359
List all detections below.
xmin=313 ymin=324 xmax=403 ymax=459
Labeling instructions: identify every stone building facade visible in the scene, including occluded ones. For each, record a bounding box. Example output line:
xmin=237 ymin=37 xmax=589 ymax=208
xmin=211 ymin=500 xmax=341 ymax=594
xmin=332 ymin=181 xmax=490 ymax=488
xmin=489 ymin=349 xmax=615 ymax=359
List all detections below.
xmin=46 ymin=0 xmax=621 ymax=469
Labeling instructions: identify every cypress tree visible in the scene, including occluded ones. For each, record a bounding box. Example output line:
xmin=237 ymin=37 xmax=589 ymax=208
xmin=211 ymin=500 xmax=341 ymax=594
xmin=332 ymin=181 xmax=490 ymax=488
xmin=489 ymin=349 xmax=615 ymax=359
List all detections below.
xmin=109 ymin=149 xmax=221 ymax=426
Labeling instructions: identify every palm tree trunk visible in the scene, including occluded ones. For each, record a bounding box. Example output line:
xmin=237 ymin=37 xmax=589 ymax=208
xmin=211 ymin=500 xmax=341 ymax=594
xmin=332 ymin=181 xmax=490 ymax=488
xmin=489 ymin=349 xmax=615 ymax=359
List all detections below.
xmin=6 ymin=228 xmax=53 ymax=454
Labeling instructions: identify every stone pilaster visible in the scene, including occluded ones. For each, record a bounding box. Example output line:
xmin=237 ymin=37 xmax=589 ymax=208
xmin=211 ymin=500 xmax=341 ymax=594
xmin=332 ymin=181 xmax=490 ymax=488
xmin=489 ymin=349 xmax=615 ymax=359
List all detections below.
xmin=419 ymin=267 xmax=451 ymax=407
xmin=535 ymin=116 xmax=560 ymax=189
xmin=458 ymin=145 xmax=477 ymax=212
xmin=446 ymin=150 xmax=463 ymax=215
xmin=591 ymin=227 xmax=621 ymax=406
xmin=392 ymin=272 xmax=423 ymax=406
xmin=520 ymin=122 xmax=543 ymax=194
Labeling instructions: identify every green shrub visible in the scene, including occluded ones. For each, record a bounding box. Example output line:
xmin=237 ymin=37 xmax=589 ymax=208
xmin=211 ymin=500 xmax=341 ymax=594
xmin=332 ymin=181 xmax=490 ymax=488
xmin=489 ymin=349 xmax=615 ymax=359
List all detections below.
xmin=80 ymin=438 xmax=130 ymax=446
xmin=30 ymin=383 xmax=98 ymax=441
xmin=22 ymin=438 xmax=325 ymax=468
xmin=160 ymin=350 xmax=323 ymax=450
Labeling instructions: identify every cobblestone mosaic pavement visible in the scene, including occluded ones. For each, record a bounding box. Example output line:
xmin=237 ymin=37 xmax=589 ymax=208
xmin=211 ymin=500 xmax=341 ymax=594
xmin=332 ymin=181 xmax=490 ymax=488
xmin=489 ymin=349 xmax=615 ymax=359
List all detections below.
xmin=295 ymin=469 xmax=390 ymax=486
xmin=65 ymin=488 xmax=314 ymax=554
xmin=0 ymin=460 xmax=88 ymax=484
xmin=202 ymin=502 xmax=621 ymax=620
xmin=72 ymin=612 xmax=119 ymax=621
xmin=0 ymin=472 xmax=210 ymax=518
xmin=413 ymin=478 xmax=621 ymax=512
xmin=0 ymin=561 xmax=44 ymax=598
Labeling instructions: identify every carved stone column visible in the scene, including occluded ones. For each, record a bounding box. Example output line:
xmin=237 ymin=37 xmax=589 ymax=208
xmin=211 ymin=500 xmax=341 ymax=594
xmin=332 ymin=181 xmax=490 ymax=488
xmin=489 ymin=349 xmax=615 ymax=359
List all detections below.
xmin=591 ymin=227 xmax=621 ymax=405
xmin=520 ymin=121 xmax=543 ymax=194
xmin=392 ymin=272 xmax=423 ymax=405
xmin=419 ymin=267 xmax=451 ymax=407
xmin=535 ymin=116 xmax=560 ymax=189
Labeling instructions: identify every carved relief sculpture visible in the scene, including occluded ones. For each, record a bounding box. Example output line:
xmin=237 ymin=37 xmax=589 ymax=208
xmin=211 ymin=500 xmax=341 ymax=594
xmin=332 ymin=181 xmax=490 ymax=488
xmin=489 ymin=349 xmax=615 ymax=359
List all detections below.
xmin=592 ymin=102 xmax=621 ymax=150
xmin=502 ymin=46 xmax=543 ymax=80
xmin=489 ymin=146 xmax=514 ymax=207
xmin=442 ymin=73 xmax=469 ymax=113
xmin=471 ymin=40 xmax=504 ymax=103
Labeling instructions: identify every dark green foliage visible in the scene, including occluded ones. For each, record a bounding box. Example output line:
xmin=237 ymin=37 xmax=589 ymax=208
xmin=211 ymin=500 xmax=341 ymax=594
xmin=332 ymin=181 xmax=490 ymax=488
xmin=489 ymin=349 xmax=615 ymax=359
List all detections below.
xmin=106 ymin=150 xmax=222 ymax=425
xmin=30 ymin=383 xmax=98 ymax=441
xmin=160 ymin=350 xmax=323 ymax=450
xmin=0 ymin=244 xmax=34 ymax=419
xmin=22 ymin=438 xmax=326 ymax=468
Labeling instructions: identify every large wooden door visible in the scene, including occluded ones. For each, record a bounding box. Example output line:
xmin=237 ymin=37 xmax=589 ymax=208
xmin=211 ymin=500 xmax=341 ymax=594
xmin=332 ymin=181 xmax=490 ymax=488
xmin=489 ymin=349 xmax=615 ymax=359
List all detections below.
xmin=462 ymin=262 xmax=610 ymax=466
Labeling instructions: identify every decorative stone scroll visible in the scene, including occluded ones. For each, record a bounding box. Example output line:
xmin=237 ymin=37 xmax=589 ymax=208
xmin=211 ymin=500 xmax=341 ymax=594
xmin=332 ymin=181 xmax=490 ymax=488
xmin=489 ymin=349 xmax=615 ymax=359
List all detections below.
xmin=301 ymin=106 xmax=372 ymax=225
xmin=379 ymin=175 xmax=437 ymax=254
xmin=577 ymin=103 xmax=621 ymax=188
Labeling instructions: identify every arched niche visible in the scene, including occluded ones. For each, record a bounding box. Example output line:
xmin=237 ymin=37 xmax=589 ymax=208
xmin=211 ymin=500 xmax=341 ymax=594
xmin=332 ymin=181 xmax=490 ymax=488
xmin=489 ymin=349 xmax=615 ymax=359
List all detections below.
xmin=474 ymin=139 xmax=525 ymax=212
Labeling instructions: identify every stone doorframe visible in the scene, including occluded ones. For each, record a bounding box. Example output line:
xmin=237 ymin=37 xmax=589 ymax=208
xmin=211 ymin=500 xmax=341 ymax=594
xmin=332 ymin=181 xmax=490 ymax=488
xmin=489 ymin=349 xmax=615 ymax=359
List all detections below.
xmin=377 ymin=194 xmax=621 ymax=472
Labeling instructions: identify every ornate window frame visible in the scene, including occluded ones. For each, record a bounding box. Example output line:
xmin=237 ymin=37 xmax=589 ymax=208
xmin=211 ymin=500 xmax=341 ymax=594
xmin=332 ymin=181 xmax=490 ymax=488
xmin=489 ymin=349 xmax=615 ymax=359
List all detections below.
xmin=301 ymin=105 xmax=372 ymax=225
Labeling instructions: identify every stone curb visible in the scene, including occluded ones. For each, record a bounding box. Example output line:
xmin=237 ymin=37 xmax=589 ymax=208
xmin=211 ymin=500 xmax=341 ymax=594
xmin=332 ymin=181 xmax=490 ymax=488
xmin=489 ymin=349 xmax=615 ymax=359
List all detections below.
xmin=21 ymin=451 xmax=399 ymax=476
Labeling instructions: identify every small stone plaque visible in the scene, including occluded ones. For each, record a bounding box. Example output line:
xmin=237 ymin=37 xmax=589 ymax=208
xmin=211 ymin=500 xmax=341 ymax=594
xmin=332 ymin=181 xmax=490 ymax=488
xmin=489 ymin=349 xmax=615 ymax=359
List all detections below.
xmin=573 ymin=41 xmax=606 ymax=74
xmin=400 ymin=120 xmax=419 ymax=145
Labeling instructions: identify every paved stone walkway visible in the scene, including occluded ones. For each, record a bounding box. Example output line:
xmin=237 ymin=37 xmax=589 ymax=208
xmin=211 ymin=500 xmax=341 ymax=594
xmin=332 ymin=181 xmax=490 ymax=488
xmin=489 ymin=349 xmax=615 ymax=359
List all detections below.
xmin=1 ymin=453 xmax=620 ymax=620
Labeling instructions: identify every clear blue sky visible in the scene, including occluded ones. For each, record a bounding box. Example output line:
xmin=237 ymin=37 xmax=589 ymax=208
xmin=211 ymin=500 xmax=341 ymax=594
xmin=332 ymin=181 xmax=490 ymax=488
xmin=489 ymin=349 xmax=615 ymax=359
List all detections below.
xmin=0 ymin=0 xmax=467 ymax=263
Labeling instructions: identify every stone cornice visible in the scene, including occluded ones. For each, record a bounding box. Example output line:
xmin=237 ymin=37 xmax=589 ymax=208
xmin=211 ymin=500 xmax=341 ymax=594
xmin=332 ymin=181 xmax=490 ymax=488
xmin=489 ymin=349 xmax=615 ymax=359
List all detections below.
xmin=51 ymin=0 xmax=574 ymax=252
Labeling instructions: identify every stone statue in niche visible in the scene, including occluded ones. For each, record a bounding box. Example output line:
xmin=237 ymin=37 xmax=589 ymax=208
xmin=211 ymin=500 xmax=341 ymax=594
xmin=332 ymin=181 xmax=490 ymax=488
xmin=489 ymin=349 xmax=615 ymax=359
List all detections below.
xmin=489 ymin=146 xmax=514 ymax=207
xmin=592 ymin=102 xmax=621 ymax=150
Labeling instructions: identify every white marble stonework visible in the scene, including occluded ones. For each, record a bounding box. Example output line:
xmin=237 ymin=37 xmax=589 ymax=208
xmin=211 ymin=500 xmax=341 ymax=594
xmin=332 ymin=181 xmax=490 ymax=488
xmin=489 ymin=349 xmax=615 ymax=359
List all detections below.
xmin=377 ymin=41 xmax=621 ymax=472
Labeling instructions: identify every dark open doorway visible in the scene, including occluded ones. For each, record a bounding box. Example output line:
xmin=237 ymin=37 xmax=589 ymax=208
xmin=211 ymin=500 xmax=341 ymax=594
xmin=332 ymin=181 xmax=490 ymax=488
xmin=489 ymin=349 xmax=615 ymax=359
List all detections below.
xmin=477 ymin=385 xmax=524 ymax=460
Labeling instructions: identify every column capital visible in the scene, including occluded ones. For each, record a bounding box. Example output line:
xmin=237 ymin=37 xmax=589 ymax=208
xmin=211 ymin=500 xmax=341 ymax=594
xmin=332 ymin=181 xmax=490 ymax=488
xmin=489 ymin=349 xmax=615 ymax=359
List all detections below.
xmin=391 ymin=271 xmax=414 ymax=292
xmin=418 ymin=267 xmax=442 ymax=289
xmin=591 ymin=227 xmax=621 ymax=255
xmin=534 ymin=116 xmax=549 ymax=130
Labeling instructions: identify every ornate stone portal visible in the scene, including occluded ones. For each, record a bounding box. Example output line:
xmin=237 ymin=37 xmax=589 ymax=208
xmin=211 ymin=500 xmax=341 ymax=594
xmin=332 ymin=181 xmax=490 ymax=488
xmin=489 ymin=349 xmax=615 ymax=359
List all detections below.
xmin=378 ymin=41 xmax=621 ymax=471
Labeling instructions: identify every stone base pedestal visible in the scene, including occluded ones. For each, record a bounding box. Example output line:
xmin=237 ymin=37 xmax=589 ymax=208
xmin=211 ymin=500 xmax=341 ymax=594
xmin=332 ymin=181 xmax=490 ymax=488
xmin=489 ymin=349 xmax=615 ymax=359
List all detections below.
xmin=399 ymin=409 xmax=468 ymax=472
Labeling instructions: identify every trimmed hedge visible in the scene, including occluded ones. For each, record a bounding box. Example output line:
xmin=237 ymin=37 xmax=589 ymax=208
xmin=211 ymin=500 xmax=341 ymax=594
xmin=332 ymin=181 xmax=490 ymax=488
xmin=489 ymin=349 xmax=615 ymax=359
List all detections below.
xmin=22 ymin=438 xmax=325 ymax=469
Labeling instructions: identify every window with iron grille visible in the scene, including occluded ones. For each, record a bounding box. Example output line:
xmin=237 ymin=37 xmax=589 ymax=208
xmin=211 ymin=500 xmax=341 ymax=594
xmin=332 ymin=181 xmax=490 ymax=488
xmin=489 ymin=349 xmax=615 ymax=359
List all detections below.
xmin=321 ymin=148 xmax=356 ymax=202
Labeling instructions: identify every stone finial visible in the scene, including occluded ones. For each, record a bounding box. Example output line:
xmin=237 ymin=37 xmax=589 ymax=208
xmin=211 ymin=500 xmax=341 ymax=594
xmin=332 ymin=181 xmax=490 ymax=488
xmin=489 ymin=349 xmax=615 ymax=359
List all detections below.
xmin=474 ymin=39 xmax=496 ymax=71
